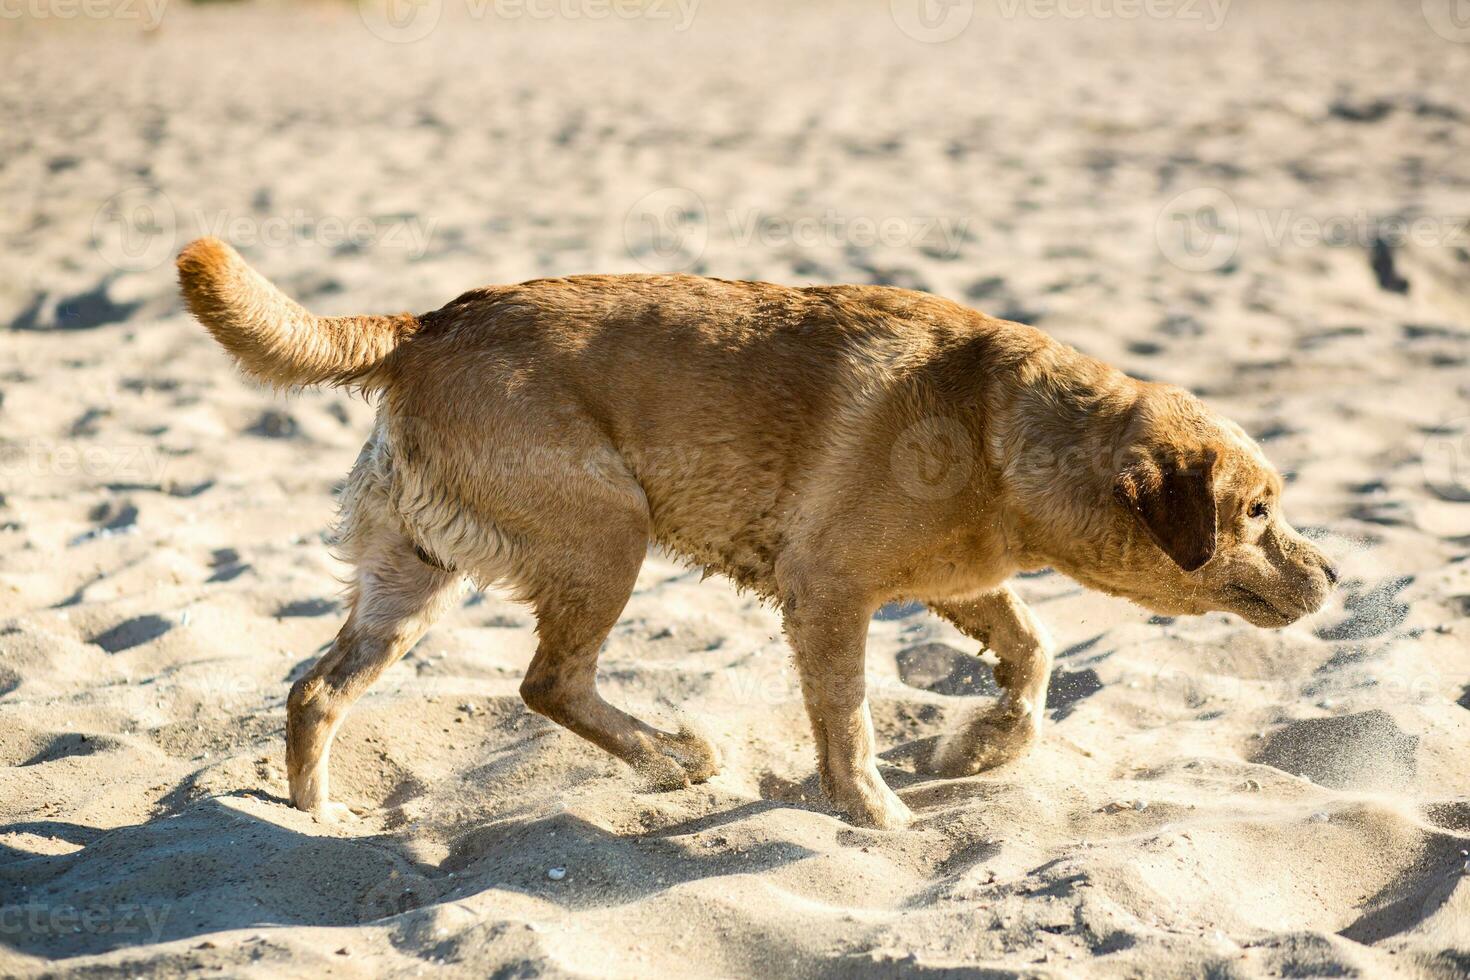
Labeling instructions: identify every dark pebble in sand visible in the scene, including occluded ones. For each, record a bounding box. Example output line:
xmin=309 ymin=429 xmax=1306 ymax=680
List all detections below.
xmin=1157 ymin=314 xmax=1204 ymax=338
xmin=208 ymin=548 xmax=251 ymax=583
xmin=1329 ymin=98 xmax=1395 ymax=123
xmin=873 ymin=600 xmax=925 ymax=621
xmin=1369 ymin=238 xmax=1410 ymax=294
xmin=1048 ymin=668 xmax=1103 ymax=720
xmin=70 ymin=407 xmax=110 ymax=437
xmin=965 ymin=277 xmax=1006 ymax=302
xmin=12 ymin=278 xmax=143 ymax=331
xmin=896 ymin=642 xmax=997 ymax=697
xmin=87 ymin=500 xmax=139 ymax=531
xmin=248 ymin=409 xmax=300 ymax=439
xmin=276 ymin=598 xmax=342 ymax=618
xmin=90 ymin=614 xmax=172 ymax=654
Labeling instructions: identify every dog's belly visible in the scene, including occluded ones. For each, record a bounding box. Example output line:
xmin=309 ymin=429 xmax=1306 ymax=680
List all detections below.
xmin=632 ymin=449 xmax=799 ymax=593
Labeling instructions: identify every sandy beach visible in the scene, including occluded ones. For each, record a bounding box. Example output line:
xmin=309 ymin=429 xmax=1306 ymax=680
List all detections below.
xmin=2 ymin=0 xmax=1469 ymax=975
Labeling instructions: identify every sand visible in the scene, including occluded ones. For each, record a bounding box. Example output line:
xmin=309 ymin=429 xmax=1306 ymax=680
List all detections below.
xmin=2 ymin=0 xmax=1469 ymax=976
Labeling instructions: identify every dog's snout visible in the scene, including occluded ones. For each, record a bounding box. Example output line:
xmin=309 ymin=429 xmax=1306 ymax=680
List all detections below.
xmin=1293 ymin=536 xmax=1337 ymax=588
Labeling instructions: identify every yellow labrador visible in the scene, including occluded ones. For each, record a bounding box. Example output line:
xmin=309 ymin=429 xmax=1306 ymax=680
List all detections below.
xmin=177 ymin=237 xmax=1336 ymax=828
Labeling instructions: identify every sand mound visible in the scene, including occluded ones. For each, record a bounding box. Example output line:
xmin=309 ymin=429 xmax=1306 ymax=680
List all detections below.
xmin=1253 ymin=710 xmax=1418 ymax=791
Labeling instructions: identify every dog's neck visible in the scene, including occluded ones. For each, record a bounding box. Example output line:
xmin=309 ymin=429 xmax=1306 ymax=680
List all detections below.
xmin=989 ymin=361 xmax=1142 ymax=578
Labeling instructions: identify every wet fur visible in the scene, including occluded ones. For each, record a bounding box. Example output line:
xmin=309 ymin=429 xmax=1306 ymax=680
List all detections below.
xmin=179 ymin=237 xmax=1335 ymax=829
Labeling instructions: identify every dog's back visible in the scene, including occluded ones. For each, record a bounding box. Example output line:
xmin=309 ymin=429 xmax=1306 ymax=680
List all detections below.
xmin=178 ymin=239 xmax=1060 ymax=595
xmin=384 ymin=273 xmax=1042 ymax=592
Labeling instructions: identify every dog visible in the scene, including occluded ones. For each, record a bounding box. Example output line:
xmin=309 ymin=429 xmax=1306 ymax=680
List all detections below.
xmin=177 ymin=237 xmax=1336 ymax=829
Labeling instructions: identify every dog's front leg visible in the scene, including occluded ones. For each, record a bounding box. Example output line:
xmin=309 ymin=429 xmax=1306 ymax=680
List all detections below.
xmin=781 ymin=588 xmax=912 ymax=829
xmin=926 ymin=585 xmax=1055 ymax=777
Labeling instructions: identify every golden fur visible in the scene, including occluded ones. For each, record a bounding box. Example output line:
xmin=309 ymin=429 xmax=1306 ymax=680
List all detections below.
xmin=177 ymin=237 xmax=1336 ymax=829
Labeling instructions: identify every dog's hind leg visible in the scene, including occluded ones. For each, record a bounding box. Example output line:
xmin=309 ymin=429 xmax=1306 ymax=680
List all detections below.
xmin=286 ymin=521 xmax=462 ymax=820
xmin=516 ymin=508 xmax=721 ymax=790
xmin=925 ymin=585 xmax=1055 ymax=777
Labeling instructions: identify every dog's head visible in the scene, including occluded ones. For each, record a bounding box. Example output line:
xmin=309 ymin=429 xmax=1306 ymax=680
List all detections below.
xmin=1064 ymin=389 xmax=1337 ymax=627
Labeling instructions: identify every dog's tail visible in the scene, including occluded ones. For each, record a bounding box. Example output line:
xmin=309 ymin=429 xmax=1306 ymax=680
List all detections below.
xmin=176 ymin=237 xmax=417 ymax=391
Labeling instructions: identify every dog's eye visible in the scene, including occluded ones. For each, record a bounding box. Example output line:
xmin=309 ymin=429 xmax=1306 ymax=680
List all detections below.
xmin=1248 ymin=501 xmax=1269 ymax=519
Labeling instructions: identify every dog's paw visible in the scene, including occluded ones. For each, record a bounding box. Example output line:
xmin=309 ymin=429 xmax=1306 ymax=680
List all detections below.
xmin=663 ymin=724 xmax=722 ymax=783
xmin=634 ymin=750 xmax=694 ymax=792
xmin=310 ymin=801 xmax=360 ymax=825
xmin=831 ymin=778 xmax=913 ymax=831
xmin=634 ymin=726 xmax=723 ymax=791
xmin=925 ymin=702 xmax=1040 ymax=778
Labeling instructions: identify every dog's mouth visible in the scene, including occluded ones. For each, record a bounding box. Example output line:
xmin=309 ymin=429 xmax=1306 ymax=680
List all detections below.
xmin=1225 ymin=583 xmax=1301 ymax=627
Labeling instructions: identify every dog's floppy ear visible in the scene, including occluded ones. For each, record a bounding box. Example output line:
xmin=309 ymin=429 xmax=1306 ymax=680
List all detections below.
xmin=1113 ymin=447 xmax=1219 ymax=572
